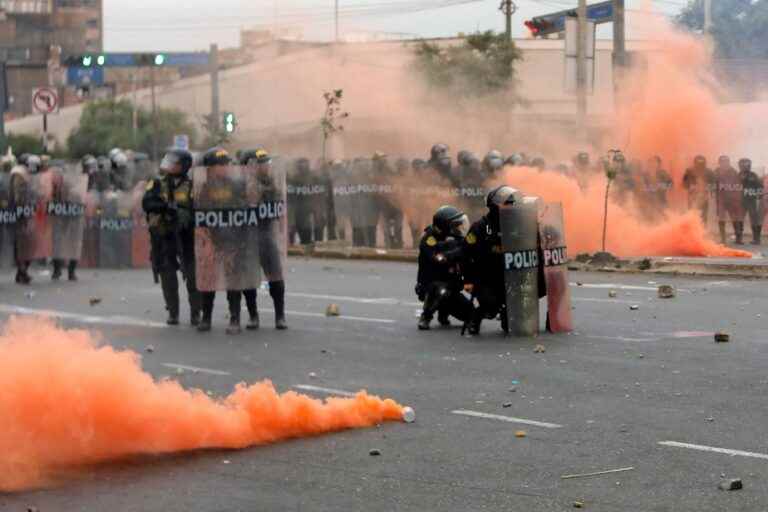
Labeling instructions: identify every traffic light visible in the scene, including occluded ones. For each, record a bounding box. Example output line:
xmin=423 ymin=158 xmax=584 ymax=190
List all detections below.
xmin=96 ymin=54 xmax=106 ymax=66
xmin=223 ymin=112 xmax=236 ymax=134
xmin=82 ymin=55 xmax=93 ymax=67
xmin=154 ymin=53 xmax=166 ymax=66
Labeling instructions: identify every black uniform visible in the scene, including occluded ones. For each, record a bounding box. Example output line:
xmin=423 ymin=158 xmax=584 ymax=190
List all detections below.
xmin=683 ymin=160 xmax=715 ymax=224
xmin=375 ymin=156 xmax=404 ymax=249
xmin=462 ymin=216 xmax=506 ymax=330
xmin=740 ymin=161 xmax=763 ymax=245
xmin=142 ymin=172 xmax=201 ymax=324
xmin=416 ymin=226 xmax=473 ymax=327
xmin=291 ymin=158 xmax=313 ymax=245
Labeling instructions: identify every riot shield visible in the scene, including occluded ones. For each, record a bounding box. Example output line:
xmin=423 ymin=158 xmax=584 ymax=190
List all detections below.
xmin=194 ymin=166 xmax=261 ymax=292
xmin=99 ymin=191 xmax=134 ymax=268
xmin=15 ymin=171 xmax=55 ymax=262
xmin=130 ymin=181 xmax=151 ymax=268
xmin=538 ymin=202 xmax=573 ymax=333
xmin=51 ymin=172 xmax=88 ymax=261
xmin=247 ymin=162 xmax=288 ymax=283
xmin=80 ymin=191 xmax=102 ymax=268
xmin=331 ymin=163 xmax=353 ymax=243
xmin=356 ymin=160 xmax=381 ymax=247
xmin=0 ymin=173 xmax=16 ymax=268
xmin=500 ymin=196 xmax=540 ymax=337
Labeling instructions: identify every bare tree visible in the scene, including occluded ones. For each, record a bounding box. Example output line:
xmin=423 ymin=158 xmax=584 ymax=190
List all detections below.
xmin=320 ymin=89 xmax=349 ymax=164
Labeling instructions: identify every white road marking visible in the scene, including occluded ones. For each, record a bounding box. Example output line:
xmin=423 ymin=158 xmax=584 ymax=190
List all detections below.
xmin=573 ymin=297 xmax=638 ymax=304
xmin=570 ymin=282 xmax=688 ymax=292
xmin=260 ymin=290 xmax=422 ymax=308
xmin=260 ymin=308 xmax=395 ymax=324
xmin=293 ymin=384 xmax=357 ymax=397
xmin=0 ymin=304 xmax=168 ymax=328
xmin=659 ymin=441 xmax=768 ymax=460
xmin=585 ymin=335 xmax=659 ymax=342
xmin=161 ymin=363 xmax=231 ymax=376
xmin=452 ymin=409 xmax=563 ymax=429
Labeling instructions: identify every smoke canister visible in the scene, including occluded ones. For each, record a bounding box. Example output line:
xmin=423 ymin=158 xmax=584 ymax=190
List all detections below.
xmin=402 ymin=406 xmax=416 ymax=423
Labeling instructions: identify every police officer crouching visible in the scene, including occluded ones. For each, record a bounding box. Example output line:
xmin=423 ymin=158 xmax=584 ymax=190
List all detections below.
xmin=415 ymin=205 xmax=474 ymax=330
xmin=142 ymin=149 xmax=201 ymax=326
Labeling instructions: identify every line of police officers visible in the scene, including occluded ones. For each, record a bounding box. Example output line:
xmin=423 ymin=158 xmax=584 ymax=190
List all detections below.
xmin=142 ymin=147 xmax=287 ymax=334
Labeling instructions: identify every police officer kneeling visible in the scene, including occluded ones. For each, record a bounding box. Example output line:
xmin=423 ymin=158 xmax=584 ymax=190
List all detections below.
xmin=415 ymin=205 xmax=474 ymax=330
xmin=142 ymin=149 xmax=201 ymax=326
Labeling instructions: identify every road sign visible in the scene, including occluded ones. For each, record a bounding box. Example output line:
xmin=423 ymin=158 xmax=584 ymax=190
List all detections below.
xmin=66 ymin=66 xmax=104 ymax=87
xmin=32 ymin=87 xmax=59 ymax=115
xmin=173 ymin=134 xmax=190 ymax=150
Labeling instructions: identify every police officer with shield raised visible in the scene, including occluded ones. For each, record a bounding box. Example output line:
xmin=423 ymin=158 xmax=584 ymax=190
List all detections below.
xmin=142 ymin=148 xmax=201 ymax=326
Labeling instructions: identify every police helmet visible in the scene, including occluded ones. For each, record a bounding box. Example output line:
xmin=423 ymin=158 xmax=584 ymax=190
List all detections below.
xmin=109 ymin=148 xmax=128 ymax=168
xmin=81 ymin=154 xmax=98 ymax=173
xmin=738 ymin=158 xmax=752 ymax=172
xmin=576 ymin=152 xmax=590 ymax=165
xmin=161 ymin=149 xmax=193 ymax=174
xmin=693 ymin=155 xmax=706 ymax=166
xmin=486 ymin=185 xmax=521 ymax=210
xmin=240 ymin=148 xmax=271 ymax=166
xmin=430 ymin=143 xmax=449 ymax=162
xmin=26 ymin=155 xmax=41 ymax=173
xmin=202 ymin=147 xmax=231 ymax=167
xmin=433 ymin=205 xmax=470 ymax=238
xmin=457 ymin=150 xmax=474 ymax=167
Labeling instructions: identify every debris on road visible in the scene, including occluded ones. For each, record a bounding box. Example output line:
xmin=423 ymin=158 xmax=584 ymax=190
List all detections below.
xmin=89 ymin=297 xmax=102 ymax=306
xmin=534 ymin=345 xmax=546 ymax=353
xmin=608 ymin=290 xmax=617 ymax=298
xmin=629 ymin=305 xmax=639 ymax=311
xmin=509 ymin=386 xmax=517 ymax=393
xmin=369 ymin=448 xmax=382 ymax=456
xmin=515 ymin=430 xmax=527 ymax=438
xmin=402 ymin=406 xmax=416 ymax=423
xmin=714 ymin=332 xmax=730 ymax=343
xmin=705 ymin=417 xmax=714 ymax=422
xmin=25 ymin=291 xmax=35 ymax=300
xmin=326 ymin=303 xmax=340 ymax=317
xmin=561 ymin=467 xmax=635 ymax=480
xmin=573 ymin=501 xmax=585 ymax=508
xmin=222 ymin=460 xmax=231 ymax=465
xmin=308 ymin=372 xmax=318 ymax=379
xmin=719 ymin=479 xmax=743 ymax=491
xmin=145 ymin=345 xmax=155 ymax=353
xmin=503 ymin=402 xmax=512 ymax=408
xmin=657 ymin=285 xmax=676 ymax=299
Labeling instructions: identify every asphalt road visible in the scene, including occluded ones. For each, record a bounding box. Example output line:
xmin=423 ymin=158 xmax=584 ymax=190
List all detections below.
xmin=1 ymin=258 xmax=767 ymax=511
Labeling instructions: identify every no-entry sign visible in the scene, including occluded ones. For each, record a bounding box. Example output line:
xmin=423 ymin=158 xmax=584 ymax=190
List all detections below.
xmin=32 ymin=87 xmax=59 ymax=115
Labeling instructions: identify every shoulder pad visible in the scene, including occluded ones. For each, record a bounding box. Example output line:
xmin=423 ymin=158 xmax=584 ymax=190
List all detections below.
xmin=466 ymin=232 xmax=477 ymax=245
xmin=145 ymin=179 xmax=155 ymax=191
xmin=425 ymin=236 xmax=437 ymax=247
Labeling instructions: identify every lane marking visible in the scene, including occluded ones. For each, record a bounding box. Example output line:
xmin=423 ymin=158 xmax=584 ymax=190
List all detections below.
xmin=570 ymin=282 xmax=688 ymax=292
xmin=260 ymin=308 xmax=395 ymax=324
xmin=293 ymin=384 xmax=357 ymax=397
xmin=659 ymin=441 xmax=768 ymax=460
xmin=260 ymin=290 xmax=423 ymax=308
xmin=161 ymin=363 xmax=231 ymax=376
xmin=451 ymin=409 xmax=563 ymax=429
xmin=573 ymin=297 xmax=638 ymax=304
xmin=0 ymin=304 xmax=168 ymax=329
xmin=585 ymin=335 xmax=659 ymax=342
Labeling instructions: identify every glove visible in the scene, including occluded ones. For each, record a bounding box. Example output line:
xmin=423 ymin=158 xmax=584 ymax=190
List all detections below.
xmin=415 ymin=283 xmax=426 ymax=302
xmin=463 ymin=283 xmax=474 ymax=294
xmin=434 ymin=253 xmax=446 ymax=263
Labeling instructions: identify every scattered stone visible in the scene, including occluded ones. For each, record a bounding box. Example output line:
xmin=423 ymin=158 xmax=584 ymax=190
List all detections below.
xmin=534 ymin=344 xmax=546 ymax=353
xmin=222 ymin=460 xmax=231 ymax=464
xmin=515 ymin=430 xmax=527 ymax=438
xmin=638 ymin=354 xmax=645 ymax=359
xmin=325 ymin=303 xmax=340 ymax=317
xmin=591 ymin=251 xmax=617 ymax=265
xmin=714 ymin=332 xmax=730 ymax=343
xmin=175 ymin=367 xmax=184 ymax=375
xmin=402 ymin=406 xmax=416 ymax=423
xmin=629 ymin=305 xmax=639 ymax=311
xmin=145 ymin=345 xmax=155 ymax=353
xmin=89 ymin=297 xmax=102 ymax=306
xmin=508 ymin=386 xmax=517 ymax=393
xmin=575 ymin=253 xmax=591 ymax=263
xmin=503 ymin=402 xmax=513 ymax=408
xmin=25 ymin=291 xmax=35 ymax=299
xmin=27 ymin=507 xmax=39 ymax=512
xmin=608 ymin=290 xmax=617 ymax=298
xmin=321 ymin=349 xmax=328 ymax=354
xmin=706 ymin=417 xmax=714 ymax=422
xmin=576 ymin=282 xmax=583 ymax=286
xmin=120 ymin=296 xmax=127 ymax=303
xmin=573 ymin=501 xmax=585 ymax=509
xmin=657 ymin=285 xmax=676 ymax=299
xmin=719 ymin=479 xmax=743 ymax=491
xmin=369 ymin=448 xmax=382 ymax=456
xmin=309 ymin=372 xmax=318 ymax=379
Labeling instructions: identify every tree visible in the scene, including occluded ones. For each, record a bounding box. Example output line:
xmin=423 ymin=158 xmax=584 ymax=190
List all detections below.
xmin=320 ymin=89 xmax=349 ymax=164
xmin=0 ymin=133 xmax=47 ymax=156
xmin=412 ymin=31 xmax=523 ymax=99
xmin=200 ymin=113 xmax=231 ymax=148
xmin=676 ymin=0 xmax=768 ymax=58
xmin=67 ymin=99 xmax=197 ymax=158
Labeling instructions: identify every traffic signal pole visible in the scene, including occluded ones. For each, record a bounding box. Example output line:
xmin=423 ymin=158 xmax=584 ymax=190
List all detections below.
xmin=210 ymin=43 xmax=220 ymax=134
xmin=150 ymin=64 xmax=158 ymax=162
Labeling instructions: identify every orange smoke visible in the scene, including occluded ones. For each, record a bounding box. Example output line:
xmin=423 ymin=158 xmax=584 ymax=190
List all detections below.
xmin=0 ymin=317 xmax=404 ymax=492
xmin=491 ymin=166 xmax=750 ymax=258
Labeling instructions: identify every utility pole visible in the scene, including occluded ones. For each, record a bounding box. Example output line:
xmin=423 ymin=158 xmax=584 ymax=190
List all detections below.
xmin=576 ymin=0 xmax=587 ymax=126
xmin=704 ymin=0 xmax=713 ymax=32
xmin=335 ymin=0 xmax=340 ymax=42
xmin=210 ymin=43 xmax=220 ymax=136
xmin=499 ymin=0 xmax=516 ymax=41
xmin=150 ymin=65 xmax=158 ymax=163
xmin=612 ymin=0 xmax=626 ymax=114
xmin=0 ymin=62 xmax=6 ymax=149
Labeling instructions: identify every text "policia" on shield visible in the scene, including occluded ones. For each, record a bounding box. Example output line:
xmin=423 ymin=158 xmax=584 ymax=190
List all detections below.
xmin=543 ymin=247 xmax=568 ymax=267
xmin=194 ymin=201 xmax=285 ymax=228
xmin=504 ymin=250 xmax=539 ymax=271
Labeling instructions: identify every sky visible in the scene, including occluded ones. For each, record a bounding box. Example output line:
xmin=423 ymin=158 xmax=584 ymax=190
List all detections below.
xmin=103 ymin=0 xmax=688 ymax=53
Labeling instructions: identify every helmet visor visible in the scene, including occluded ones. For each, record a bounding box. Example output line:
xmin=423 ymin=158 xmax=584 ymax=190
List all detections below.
xmin=451 ymin=214 xmax=470 ymax=238
xmin=160 ymin=153 xmax=180 ymax=172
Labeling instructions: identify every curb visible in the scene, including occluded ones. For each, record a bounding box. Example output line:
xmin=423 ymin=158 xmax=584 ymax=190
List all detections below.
xmin=288 ymin=245 xmax=768 ymax=279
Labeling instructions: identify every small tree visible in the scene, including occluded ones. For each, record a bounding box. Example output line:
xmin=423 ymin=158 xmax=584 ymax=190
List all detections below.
xmin=200 ymin=113 xmax=231 ymax=148
xmin=320 ymin=89 xmax=349 ymax=164
xmin=413 ymin=31 xmax=523 ymax=99
xmin=601 ymin=150 xmax=621 ymax=252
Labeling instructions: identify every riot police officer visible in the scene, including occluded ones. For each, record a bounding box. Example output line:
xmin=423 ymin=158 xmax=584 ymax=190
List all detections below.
xmin=416 ymin=205 xmax=474 ymax=330
xmin=683 ymin=155 xmax=715 ymax=225
xmin=291 ymin=158 xmax=314 ymax=244
xmin=739 ymin=158 xmax=763 ymax=245
xmin=109 ymin=148 xmax=130 ymax=191
xmin=10 ymin=154 xmax=39 ymax=284
xmin=463 ymin=186 xmax=521 ymax=335
xmin=240 ymin=148 xmax=288 ymax=330
xmin=142 ymin=148 xmax=201 ymax=326
xmin=428 ymin=144 xmax=456 ymax=186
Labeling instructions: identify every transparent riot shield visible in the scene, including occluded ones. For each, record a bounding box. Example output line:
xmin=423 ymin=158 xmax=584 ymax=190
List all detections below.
xmin=80 ymin=191 xmax=102 ymax=268
xmin=130 ymin=180 xmax=151 ymax=268
xmin=15 ymin=170 xmax=54 ymax=262
xmin=99 ymin=191 xmax=134 ymax=268
xmin=0 ymin=173 xmax=16 ymax=268
xmin=501 ymin=196 xmax=541 ymax=337
xmin=538 ymin=202 xmax=573 ymax=332
xmin=193 ymin=166 xmax=261 ymax=292
xmin=246 ymin=161 xmax=288 ymax=283
xmin=51 ymin=171 xmax=88 ymax=261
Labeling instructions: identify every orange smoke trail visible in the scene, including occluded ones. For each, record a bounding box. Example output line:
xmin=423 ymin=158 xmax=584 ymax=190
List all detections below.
xmin=491 ymin=166 xmax=750 ymax=258
xmin=0 ymin=317 xmax=404 ymax=492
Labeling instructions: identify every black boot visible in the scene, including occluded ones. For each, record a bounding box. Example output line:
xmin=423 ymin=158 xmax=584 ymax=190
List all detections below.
xmin=226 ymin=291 xmax=242 ymax=335
xmin=244 ymin=289 xmax=259 ymax=330
xmin=752 ymin=225 xmax=762 ymax=245
xmin=734 ymin=221 xmax=744 ymax=245
xmin=718 ymin=221 xmax=727 ymax=244
xmin=418 ymin=312 xmax=431 ymax=330
xmin=67 ymin=260 xmax=78 ymax=281
xmin=197 ymin=292 xmax=214 ymax=332
xmin=15 ymin=263 xmax=31 ymax=285
xmin=226 ymin=315 xmax=241 ymax=335
xmin=270 ymin=281 xmax=287 ymax=330
xmin=52 ymin=259 xmax=63 ymax=280
xmin=437 ymin=312 xmax=451 ymax=327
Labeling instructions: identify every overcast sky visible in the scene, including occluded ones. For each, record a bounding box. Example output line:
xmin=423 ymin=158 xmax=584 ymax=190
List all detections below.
xmin=104 ymin=0 xmax=686 ymax=53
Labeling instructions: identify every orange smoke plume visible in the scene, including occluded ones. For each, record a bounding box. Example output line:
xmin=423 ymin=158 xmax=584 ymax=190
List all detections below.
xmin=491 ymin=166 xmax=750 ymax=258
xmin=0 ymin=317 xmax=404 ymax=492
